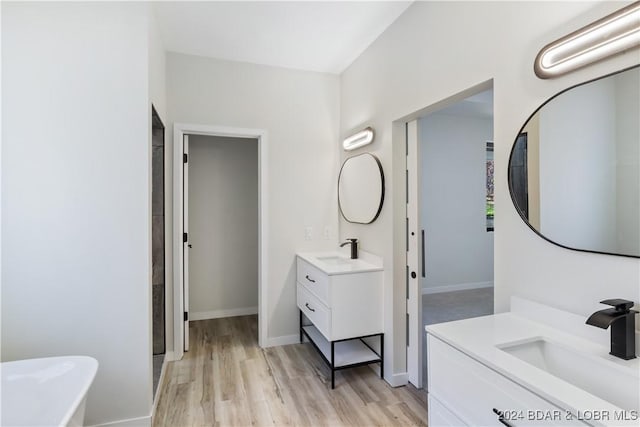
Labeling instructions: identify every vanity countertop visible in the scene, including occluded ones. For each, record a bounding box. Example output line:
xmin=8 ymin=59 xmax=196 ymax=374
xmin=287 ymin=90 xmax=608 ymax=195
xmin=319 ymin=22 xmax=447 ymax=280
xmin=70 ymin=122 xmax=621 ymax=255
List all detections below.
xmin=297 ymin=250 xmax=383 ymax=275
xmin=426 ymin=313 xmax=640 ymax=427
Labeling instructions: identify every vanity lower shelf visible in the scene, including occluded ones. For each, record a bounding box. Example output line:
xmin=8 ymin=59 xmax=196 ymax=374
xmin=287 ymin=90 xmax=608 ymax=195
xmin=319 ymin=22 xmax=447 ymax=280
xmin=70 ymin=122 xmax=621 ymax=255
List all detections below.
xmin=299 ymin=317 xmax=383 ymax=389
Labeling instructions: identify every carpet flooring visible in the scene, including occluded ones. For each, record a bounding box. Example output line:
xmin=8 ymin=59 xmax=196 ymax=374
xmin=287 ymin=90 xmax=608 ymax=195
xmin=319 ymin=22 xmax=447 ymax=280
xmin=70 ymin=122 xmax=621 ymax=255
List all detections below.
xmin=422 ymin=287 xmax=494 ymax=387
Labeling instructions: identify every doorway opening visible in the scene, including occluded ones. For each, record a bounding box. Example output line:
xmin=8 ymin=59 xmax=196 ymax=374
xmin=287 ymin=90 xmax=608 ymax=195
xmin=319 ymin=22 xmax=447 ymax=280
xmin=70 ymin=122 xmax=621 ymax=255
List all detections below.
xmin=188 ymin=134 xmax=259 ymax=330
xmin=404 ymin=83 xmax=495 ymax=389
xmin=151 ymin=107 xmax=166 ymax=399
xmin=173 ymin=124 xmax=268 ymax=359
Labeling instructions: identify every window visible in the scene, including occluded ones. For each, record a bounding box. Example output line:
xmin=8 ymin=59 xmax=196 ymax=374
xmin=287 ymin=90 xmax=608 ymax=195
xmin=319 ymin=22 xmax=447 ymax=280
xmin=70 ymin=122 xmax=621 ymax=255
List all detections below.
xmin=486 ymin=142 xmax=494 ymax=231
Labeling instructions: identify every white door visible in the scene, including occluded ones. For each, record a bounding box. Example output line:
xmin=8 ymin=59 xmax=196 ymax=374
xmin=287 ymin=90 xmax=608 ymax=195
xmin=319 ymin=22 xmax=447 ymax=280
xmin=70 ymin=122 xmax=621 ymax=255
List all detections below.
xmin=183 ymin=134 xmax=190 ymax=352
xmin=406 ymin=120 xmax=423 ymax=387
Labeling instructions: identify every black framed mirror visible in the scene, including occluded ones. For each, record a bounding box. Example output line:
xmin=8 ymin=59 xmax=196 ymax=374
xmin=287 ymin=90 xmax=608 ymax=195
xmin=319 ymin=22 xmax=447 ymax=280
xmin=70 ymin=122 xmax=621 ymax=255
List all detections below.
xmin=508 ymin=65 xmax=640 ymax=258
xmin=338 ymin=153 xmax=385 ymax=224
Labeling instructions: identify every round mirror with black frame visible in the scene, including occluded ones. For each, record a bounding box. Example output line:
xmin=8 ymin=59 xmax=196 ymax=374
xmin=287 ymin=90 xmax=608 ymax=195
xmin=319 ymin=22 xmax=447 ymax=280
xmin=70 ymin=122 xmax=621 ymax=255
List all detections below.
xmin=508 ymin=64 xmax=640 ymax=258
xmin=338 ymin=153 xmax=385 ymax=224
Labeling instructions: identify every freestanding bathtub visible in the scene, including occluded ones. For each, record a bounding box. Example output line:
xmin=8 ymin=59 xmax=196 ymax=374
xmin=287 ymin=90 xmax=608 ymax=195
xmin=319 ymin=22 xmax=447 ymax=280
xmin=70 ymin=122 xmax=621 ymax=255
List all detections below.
xmin=1 ymin=356 xmax=98 ymax=426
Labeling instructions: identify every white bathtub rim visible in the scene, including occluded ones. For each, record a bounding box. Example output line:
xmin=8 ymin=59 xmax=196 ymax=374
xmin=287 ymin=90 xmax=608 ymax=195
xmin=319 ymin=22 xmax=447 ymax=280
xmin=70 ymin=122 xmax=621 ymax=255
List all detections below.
xmin=1 ymin=355 xmax=99 ymax=426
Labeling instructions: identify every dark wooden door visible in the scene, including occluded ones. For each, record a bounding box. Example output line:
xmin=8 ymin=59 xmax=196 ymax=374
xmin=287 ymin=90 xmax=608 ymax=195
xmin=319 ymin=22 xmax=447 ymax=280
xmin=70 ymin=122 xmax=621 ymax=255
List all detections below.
xmin=510 ymin=133 xmax=529 ymax=219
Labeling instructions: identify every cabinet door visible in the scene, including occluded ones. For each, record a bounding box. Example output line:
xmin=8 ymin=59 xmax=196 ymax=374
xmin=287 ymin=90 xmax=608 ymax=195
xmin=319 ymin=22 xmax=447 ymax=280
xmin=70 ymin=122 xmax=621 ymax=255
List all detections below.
xmin=428 ymin=335 xmax=589 ymax=426
xmin=330 ymin=271 xmax=383 ymax=340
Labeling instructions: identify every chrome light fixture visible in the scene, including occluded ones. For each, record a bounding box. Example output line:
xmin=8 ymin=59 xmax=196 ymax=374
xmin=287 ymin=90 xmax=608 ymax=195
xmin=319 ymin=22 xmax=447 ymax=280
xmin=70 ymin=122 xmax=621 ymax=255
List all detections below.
xmin=343 ymin=127 xmax=374 ymax=151
xmin=534 ymin=1 xmax=640 ymax=79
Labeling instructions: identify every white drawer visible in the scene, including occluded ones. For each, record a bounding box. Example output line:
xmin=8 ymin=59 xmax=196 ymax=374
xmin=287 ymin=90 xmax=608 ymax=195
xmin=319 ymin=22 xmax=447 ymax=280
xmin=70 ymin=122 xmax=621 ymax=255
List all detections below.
xmin=297 ymin=284 xmax=330 ymax=339
xmin=428 ymin=394 xmax=467 ymax=427
xmin=428 ymin=335 xmax=589 ymax=426
xmin=296 ymin=257 xmax=330 ymax=305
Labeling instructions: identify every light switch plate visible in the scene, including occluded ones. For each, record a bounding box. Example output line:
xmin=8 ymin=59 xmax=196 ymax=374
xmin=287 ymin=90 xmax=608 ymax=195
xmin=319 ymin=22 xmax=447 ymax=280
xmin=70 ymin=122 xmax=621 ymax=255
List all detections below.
xmin=304 ymin=227 xmax=312 ymax=241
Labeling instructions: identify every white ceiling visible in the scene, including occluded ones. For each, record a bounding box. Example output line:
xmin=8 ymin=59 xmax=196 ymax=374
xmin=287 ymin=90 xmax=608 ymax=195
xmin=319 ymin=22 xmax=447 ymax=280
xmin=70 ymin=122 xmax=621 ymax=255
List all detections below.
xmin=435 ymin=89 xmax=494 ymax=120
xmin=153 ymin=1 xmax=412 ymax=74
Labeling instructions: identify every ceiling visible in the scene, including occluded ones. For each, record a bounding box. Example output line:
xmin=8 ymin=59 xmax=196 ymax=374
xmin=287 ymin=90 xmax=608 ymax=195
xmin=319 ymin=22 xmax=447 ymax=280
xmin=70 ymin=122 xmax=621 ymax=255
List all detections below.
xmin=153 ymin=1 xmax=412 ymax=74
xmin=435 ymin=89 xmax=494 ymax=120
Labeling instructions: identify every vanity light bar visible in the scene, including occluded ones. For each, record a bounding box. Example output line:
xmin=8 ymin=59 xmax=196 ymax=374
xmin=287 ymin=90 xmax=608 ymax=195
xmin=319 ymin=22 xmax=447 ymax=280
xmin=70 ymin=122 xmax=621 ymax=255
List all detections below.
xmin=534 ymin=1 xmax=640 ymax=79
xmin=343 ymin=127 xmax=374 ymax=151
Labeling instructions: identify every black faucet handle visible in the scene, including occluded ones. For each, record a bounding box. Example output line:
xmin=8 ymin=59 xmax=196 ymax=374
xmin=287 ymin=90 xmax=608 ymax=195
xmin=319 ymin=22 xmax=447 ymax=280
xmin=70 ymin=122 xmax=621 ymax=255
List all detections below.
xmin=347 ymin=238 xmax=358 ymax=243
xmin=600 ymin=299 xmax=635 ymax=313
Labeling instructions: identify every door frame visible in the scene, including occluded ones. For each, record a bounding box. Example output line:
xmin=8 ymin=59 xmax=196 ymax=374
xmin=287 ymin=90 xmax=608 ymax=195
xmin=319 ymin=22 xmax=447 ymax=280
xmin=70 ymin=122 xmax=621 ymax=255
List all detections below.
xmin=397 ymin=79 xmax=494 ymax=386
xmin=406 ymin=119 xmax=422 ymax=388
xmin=173 ymin=123 xmax=268 ymax=359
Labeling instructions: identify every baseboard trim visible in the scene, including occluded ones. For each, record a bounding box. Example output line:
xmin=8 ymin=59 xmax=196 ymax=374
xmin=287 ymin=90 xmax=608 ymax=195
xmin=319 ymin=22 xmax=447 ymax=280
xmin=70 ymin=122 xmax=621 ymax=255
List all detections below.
xmin=152 ymin=355 xmax=170 ymax=416
xmin=422 ymin=281 xmax=493 ymax=295
xmin=163 ymin=351 xmax=176 ymax=362
xmin=385 ymin=371 xmax=408 ymax=387
xmin=264 ymin=334 xmax=299 ymax=348
xmin=88 ymin=415 xmax=151 ymax=427
xmin=190 ymin=306 xmax=258 ymax=321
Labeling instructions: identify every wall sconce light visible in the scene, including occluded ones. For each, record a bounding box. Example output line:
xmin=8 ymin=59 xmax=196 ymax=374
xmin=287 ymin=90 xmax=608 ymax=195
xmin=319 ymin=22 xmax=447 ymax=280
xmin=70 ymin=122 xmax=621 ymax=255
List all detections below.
xmin=534 ymin=1 xmax=640 ymax=79
xmin=343 ymin=127 xmax=374 ymax=151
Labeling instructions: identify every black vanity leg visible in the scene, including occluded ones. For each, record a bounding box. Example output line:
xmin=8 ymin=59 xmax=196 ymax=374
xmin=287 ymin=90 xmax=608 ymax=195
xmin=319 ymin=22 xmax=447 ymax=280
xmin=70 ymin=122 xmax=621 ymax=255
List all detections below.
xmin=380 ymin=333 xmax=384 ymax=379
xmin=331 ymin=341 xmax=335 ymax=389
xmin=299 ymin=310 xmax=303 ymax=343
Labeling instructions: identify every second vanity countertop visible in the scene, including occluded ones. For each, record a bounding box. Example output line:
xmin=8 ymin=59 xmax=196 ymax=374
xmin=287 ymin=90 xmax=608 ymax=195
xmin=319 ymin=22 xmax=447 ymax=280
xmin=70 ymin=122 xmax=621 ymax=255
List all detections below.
xmin=297 ymin=250 xmax=383 ymax=275
xmin=426 ymin=311 xmax=640 ymax=427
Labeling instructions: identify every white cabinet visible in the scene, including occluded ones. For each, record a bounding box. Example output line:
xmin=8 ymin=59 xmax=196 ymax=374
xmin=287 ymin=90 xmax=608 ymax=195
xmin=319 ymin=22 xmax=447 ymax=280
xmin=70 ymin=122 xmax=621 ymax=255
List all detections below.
xmin=427 ymin=335 xmax=589 ymax=427
xmin=296 ymin=257 xmax=383 ymax=341
xmin=296 ymin=254 xmax=383 ymax=388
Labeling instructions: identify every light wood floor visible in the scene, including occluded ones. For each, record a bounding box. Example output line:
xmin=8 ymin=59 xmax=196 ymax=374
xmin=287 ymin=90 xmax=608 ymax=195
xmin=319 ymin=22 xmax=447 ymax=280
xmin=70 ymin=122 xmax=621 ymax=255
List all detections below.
xmin=153 ymin=315 xmax=428 ymax=426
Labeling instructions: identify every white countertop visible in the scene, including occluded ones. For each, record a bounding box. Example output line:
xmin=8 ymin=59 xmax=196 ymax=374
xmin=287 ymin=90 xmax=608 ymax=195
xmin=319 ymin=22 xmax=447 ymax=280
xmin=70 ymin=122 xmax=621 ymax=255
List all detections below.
xmin=297 ymin=250 xmax=383 ymax=275
xmin=426 ymin=312 xmax=640 ymax=427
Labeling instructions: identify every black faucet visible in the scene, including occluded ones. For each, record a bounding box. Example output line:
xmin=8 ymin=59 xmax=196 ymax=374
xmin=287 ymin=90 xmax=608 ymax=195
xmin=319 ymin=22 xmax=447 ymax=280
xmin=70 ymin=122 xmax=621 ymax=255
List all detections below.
xmin=340 ymin=238 xmax=358 ymax=259
xmin=586 ymin=299 xmax=638 ymax=360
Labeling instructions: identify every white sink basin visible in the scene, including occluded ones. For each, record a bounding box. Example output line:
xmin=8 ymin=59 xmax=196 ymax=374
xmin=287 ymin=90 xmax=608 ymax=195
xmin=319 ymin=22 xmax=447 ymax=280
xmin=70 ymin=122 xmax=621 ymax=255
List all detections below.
xmin=498 ymin=337 xmax=639 ymax=411
xmin=316 ymin=255 xmax=352 ymax=265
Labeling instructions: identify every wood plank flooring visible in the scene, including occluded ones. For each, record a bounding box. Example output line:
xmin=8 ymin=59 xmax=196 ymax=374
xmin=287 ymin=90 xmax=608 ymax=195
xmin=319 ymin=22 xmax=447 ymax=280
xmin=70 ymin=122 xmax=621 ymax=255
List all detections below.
xmin=153 ymin=315 xmax=427 ymax=426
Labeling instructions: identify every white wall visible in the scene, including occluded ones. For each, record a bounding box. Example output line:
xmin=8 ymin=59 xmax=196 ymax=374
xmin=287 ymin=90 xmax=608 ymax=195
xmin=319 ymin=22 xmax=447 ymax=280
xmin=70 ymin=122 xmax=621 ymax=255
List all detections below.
xmin=166 ymin=53 xmax=340 ymax=343
xmin=339 ymin=0 xmax=640 ymax=377
xmin=149 ymin=10 xmax=167 ymax=123
xmin=148 ymin=9 xmax=173 ymax=358
xmin=419 ymin=113 xmax=494 ymax=291
xmin=189 ymin=135 xmax=258 ymax=318
xmin=2 ymin=2 xmax=155 ymax=425
xmin=539 ymin=77 xmax=618 ymax=253
xmin=614 ymin=69 xmax=640 ymax=255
